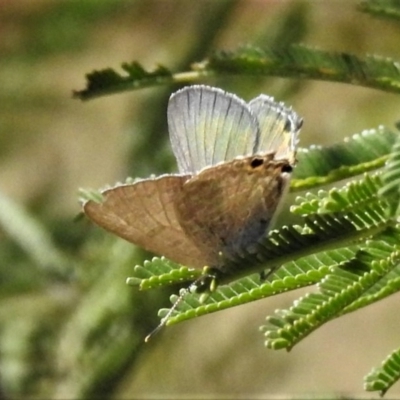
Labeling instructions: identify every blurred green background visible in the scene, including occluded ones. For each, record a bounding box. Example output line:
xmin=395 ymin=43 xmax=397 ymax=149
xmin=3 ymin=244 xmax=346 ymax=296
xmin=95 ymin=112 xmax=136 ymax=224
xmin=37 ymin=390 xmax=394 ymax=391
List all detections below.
xmin=1 ymin=1 xmax=400 ymax=398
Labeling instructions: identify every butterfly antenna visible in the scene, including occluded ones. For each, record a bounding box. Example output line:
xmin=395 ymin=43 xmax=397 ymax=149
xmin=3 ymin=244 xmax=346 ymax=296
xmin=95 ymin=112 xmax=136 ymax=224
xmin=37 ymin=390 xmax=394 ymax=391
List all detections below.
xmin=144 ymin=277 xmax=203 ymax=343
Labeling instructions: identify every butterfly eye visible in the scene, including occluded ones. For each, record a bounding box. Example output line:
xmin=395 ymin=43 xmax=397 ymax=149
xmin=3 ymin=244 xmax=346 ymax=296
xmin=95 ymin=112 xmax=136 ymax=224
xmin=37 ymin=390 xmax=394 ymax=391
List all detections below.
xmin=250 ymin=158 xmax=264 ymax=168
xmin=281 ymin=164 xmax=293 ymax=173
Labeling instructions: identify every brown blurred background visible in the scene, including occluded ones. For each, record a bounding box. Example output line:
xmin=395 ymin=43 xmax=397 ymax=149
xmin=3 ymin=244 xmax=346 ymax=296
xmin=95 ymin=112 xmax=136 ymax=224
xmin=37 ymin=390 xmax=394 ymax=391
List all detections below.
xmin=1 ymin=1 xmax=400 ymax=398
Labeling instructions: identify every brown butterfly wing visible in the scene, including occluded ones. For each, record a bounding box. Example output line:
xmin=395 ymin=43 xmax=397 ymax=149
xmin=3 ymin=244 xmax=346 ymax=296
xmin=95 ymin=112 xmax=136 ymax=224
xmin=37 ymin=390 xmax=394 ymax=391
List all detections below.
xmin=83 ymin=175 xmax=210 ymax=268
xmin=175 ymin=155 xmax=292 ymax=271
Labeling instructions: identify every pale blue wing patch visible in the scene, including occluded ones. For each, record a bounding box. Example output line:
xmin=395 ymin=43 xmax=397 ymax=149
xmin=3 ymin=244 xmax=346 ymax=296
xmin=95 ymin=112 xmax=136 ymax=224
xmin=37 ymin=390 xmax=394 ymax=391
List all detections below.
xmin=249 ymin=95 xmax=303 ymax=160
xmin=168 ymin=85 xmax=260 ymax=174
xmin=82 ymin=175 xmax=209 ymax=268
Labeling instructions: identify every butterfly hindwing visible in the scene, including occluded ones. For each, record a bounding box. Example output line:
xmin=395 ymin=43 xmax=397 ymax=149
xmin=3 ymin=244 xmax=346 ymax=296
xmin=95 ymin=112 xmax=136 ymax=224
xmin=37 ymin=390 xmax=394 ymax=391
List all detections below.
xmin=174 ymin=154 xmax=293 ymax=271
xmin=249 ymin=94 xmax=302 ymax=160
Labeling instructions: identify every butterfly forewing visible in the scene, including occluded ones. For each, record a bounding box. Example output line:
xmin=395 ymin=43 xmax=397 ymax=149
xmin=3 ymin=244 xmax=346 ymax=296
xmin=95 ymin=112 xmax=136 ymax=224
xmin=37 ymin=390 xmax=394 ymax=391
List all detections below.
xmin=83 ymin=175 xmax=208 ymax=268
xmin=168 ymin=86 xmax=260 ymax=174
xmin=249 ymin=95 xmax=302 ymax=160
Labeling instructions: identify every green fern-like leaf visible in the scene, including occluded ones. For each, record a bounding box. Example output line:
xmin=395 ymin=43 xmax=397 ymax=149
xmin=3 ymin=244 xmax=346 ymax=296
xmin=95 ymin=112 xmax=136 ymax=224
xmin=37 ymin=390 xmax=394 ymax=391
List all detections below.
xmin=74 ymin=62 xmax=174 ymax=100
xmin=126 ymin=258 xmax=201 ymax=290
xmin=340 ymin=229 xmax=400 ymax=314
xmin=292 ymin=127 xmax=398 ymax=191
xmin=379 ymin=134 xmax=400 ymax=216
xmin=261 ymin=241 xmax=400 ymax=350
xmin=359 ymin=0 xmax=400 ymax=22
xmin=292 ymin=173 xmax=384 ymax=215
xmin=158 ymin=248 xmax=355 ymax=326
xmin=75 ymin=43 xmax=400 ymax=101
xmin=206 ymin=44 xmax=400 ymax=95
xmin=365 ymin=346 xmax=400 ymax=395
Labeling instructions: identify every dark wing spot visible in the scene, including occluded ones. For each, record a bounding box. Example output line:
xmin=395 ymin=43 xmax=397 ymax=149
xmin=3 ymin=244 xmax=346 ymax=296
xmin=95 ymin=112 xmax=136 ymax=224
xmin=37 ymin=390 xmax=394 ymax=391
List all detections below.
xmin=281 ymin=164 xmax=293 ymax=173
xmin=250 ymin=158 xmax=264 ymax=168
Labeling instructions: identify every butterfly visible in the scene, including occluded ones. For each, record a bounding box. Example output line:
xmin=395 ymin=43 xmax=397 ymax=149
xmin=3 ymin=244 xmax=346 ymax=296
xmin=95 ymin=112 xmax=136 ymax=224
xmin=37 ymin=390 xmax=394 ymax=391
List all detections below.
xmin=82 ymin=85 xmax=302 ymax=278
